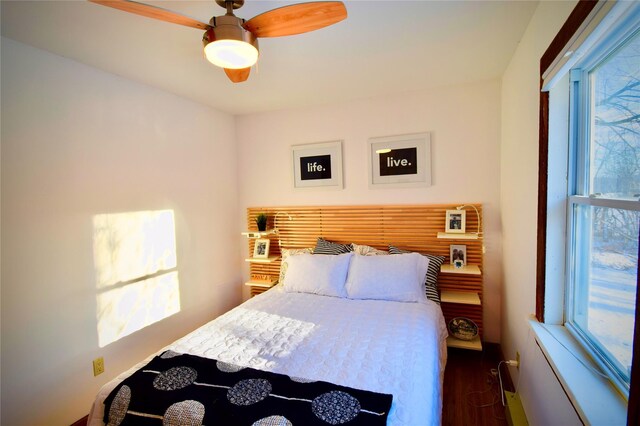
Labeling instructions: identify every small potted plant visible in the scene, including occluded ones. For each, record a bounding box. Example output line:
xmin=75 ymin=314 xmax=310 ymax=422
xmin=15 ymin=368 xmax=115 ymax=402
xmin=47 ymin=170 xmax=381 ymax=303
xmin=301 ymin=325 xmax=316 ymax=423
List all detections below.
xmin=255 ymin=213 xmax=268 ymax=232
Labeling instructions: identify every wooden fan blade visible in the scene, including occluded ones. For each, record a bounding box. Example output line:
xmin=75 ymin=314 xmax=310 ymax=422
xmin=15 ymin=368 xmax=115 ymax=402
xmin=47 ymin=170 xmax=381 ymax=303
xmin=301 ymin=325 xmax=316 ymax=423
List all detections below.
xmin=224 ymin=67 xmax=251 ymax=83
xmin=243 ymin=2 xmax=347 ymax=38
xmin=88 ymin=0 xmax=210 ymax=30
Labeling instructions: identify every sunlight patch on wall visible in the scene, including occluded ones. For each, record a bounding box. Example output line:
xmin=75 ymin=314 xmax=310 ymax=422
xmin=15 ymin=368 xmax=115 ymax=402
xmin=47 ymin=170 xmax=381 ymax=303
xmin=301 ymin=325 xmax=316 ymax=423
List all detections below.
xmin=93 ymin=210 xmax=181 ymax=347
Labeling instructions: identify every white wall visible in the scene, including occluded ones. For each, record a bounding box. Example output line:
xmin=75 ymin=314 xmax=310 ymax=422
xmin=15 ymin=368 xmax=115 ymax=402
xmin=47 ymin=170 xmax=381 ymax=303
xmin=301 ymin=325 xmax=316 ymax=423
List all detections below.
xmin=1 ymin=38 xmax=242 ymax=425
xmin=236 ymin=80 xmax=504 ymax=342
xmin=500 ymin=1 xmax=582 ymax=424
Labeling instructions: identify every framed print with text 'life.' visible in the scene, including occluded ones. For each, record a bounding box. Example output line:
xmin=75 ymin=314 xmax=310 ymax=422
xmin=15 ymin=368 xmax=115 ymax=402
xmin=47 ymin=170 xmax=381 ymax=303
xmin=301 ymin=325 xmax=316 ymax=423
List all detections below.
xmin=292 ymin=141 xmax=343 ymax=189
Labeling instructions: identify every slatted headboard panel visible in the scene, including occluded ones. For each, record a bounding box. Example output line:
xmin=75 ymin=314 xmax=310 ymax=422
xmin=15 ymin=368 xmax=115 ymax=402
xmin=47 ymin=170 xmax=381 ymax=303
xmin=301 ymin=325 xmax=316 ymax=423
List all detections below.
xmin=246 ymin=204 xmax=484 ymax=339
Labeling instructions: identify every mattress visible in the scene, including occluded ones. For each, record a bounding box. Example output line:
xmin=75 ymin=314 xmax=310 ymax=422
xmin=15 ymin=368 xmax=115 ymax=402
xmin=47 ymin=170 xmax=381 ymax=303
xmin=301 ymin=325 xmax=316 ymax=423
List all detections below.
xmin=88 ymin=286 xmax=448 ymax=425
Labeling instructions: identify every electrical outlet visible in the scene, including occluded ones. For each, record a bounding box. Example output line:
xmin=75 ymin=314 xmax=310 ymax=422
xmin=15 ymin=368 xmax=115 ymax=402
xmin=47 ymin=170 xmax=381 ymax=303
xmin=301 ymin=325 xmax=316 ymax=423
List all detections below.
xmin=93 ymin=357 xmax=105 ymax=376
xmin=516 ymin=351 xmax=520 ymax=370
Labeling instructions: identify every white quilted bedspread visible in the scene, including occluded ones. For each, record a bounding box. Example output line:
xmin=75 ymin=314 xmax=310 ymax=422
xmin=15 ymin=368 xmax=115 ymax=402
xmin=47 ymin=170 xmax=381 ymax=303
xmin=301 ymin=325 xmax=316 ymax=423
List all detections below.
xmin=88 ymin=287 xmax=448 ymax=426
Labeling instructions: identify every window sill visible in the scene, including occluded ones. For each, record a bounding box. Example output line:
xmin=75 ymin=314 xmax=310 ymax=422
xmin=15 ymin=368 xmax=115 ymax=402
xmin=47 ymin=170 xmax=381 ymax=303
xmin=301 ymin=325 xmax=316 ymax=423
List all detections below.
xmin=528 ymin=319 xmax=627 ymax=424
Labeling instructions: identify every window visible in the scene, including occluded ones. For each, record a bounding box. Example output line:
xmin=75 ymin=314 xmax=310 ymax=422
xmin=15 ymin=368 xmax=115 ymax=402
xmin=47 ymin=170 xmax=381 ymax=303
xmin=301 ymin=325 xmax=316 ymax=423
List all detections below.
xmin=566 ymin=22 xmax=640 ymax=394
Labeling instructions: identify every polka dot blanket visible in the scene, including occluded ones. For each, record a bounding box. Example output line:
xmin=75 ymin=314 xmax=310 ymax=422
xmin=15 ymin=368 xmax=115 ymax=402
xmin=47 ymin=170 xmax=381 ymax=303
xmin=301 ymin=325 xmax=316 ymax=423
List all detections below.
xmin=103 ymin=350 xmax=392 ymax=425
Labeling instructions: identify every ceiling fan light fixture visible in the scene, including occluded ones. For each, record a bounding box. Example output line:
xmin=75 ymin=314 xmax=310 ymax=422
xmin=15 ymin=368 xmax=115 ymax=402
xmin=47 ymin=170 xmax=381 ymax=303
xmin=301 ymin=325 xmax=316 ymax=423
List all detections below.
xmin=90 ymin=0 xmax=347 ymax=82
xmin=205 ymin=39 xmax=258 ymax=69
xmin=203 ymin=16 xmax=259 ymax=69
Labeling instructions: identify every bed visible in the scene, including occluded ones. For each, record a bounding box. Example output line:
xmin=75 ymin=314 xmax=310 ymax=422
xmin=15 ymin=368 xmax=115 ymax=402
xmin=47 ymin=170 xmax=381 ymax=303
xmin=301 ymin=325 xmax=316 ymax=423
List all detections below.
xmin=88 ymin=268 xmax=448 ymax=425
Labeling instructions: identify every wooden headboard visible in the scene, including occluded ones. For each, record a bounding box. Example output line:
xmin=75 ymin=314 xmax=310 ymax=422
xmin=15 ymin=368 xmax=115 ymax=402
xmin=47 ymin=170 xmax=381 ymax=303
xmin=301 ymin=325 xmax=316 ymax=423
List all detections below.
xmin=245 ymin=204 xmax=484 ymax=340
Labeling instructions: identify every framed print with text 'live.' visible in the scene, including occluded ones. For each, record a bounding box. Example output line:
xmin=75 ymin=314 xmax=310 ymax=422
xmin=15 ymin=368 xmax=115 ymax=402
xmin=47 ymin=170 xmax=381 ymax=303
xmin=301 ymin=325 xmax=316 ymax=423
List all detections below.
xmin=292 ymin=141 xmax=343 ymax=189
xmin=368 ymin=132 xmax=431 ymax=188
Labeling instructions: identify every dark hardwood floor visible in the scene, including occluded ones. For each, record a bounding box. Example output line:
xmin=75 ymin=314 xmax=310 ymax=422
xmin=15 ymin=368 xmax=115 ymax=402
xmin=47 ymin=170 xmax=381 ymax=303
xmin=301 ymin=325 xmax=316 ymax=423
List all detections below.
xmin=70 ymin=415 xmax=88 ymax=426
xmin=73 ymin=344 xmax=513 ymax=426
xmin=443 ymin=344 xmax=512 ymax=426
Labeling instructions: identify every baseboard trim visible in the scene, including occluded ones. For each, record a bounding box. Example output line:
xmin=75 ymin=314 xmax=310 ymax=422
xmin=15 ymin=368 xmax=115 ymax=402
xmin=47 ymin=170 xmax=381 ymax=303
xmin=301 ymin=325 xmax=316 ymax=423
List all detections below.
xmin=505 ymin=391 xmax=529 ymax=426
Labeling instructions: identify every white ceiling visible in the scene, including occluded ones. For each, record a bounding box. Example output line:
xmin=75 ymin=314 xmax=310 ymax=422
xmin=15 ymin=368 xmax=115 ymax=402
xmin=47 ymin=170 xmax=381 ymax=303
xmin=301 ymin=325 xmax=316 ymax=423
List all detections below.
xmin=1 ymin=0 xmax=539 ymax=115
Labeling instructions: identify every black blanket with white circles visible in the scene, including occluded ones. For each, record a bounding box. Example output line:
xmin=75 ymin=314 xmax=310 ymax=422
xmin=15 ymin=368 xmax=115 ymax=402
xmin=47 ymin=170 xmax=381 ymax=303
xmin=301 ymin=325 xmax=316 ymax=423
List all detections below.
xmin=103 ymin=351 xmax=393 ymax=425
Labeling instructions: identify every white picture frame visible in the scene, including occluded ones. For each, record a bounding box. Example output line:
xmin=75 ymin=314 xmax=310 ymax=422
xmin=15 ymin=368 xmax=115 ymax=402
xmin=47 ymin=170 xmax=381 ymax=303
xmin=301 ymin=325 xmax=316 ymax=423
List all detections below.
xmin=445 ymin=209 xmax=466 ymax=233
xmin=253 ymin=239 xmax=270 ymax=258
xmin=292 ymin=141 xmax=343 ymax=189
xmin=450 ymin=244 xmax=467 ymax=266
xmin=368 ymin=132 xmax=431 ymax=188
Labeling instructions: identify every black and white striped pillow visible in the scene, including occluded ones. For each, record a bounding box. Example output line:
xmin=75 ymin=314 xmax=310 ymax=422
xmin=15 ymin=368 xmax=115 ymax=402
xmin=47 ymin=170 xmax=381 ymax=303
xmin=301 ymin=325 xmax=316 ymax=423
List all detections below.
xmin=388 ymin=245 xmax=445 ymax=305
xmin=313 ymin=237 xmax=354 ymax=255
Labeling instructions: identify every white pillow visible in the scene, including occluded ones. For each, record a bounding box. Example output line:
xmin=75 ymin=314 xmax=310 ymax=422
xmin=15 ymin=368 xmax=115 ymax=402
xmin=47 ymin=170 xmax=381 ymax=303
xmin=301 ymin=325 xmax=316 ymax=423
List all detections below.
xmin=345 ymin=253 xmax=429 ymax=302
xmin=282 ymin=252 xmax=353 ymax=298
xmin=279 ymin=247 xmax=314 ymax=284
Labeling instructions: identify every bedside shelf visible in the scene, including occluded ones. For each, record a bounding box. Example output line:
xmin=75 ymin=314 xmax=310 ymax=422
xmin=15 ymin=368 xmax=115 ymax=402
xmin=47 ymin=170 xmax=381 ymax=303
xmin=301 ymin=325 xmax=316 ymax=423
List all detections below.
xmin=441 ymin=290 xmax=481 ymax=305
xmin=440 ymin=264 xmax=481 ymax=275
xmin=242 ymin=229 xmax=278 ymax=238
xmin=245 ymin=280 xmax=278 ymax=288
xmin=447 ymin=335 xmax=482 ymax=351
xmin=245 ymin=256 xmax=279 ymax=263
xmin=437 ymin=232 xmax=479 ymax=240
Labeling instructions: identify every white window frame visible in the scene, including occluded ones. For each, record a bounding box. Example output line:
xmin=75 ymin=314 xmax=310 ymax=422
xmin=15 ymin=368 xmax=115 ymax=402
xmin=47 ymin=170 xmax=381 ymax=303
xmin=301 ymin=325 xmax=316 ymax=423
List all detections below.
xmin=564 ymin=14 xmax=640 ymax=395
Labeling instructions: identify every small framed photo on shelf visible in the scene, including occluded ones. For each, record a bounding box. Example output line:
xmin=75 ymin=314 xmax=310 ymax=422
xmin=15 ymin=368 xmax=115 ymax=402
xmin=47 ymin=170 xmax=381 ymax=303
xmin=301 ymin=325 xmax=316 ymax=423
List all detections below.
xmin=253 ymin=239 xmax=270 ymax=258
xmin=450 ymin=244 xmax=467 ymax=266
xmin=445 ymin=209 xmax=466 ymax=233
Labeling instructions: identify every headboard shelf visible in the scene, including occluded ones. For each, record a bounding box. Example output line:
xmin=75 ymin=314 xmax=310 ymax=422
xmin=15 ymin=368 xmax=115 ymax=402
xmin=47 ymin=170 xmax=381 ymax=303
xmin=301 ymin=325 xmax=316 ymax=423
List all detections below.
xmin=440 ymin=264 xmax=481 ymax=275
xmin=246 ymin=204 xmax=484 ymax=342
xmin=436 ymin=232 xmax=480 ymax=240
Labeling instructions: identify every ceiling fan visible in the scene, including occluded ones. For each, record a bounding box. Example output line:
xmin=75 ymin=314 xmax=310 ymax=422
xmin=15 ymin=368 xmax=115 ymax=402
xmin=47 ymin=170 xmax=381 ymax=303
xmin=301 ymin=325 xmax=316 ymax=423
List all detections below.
xmin=88 ymin=0 xmax=347 ymax=83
